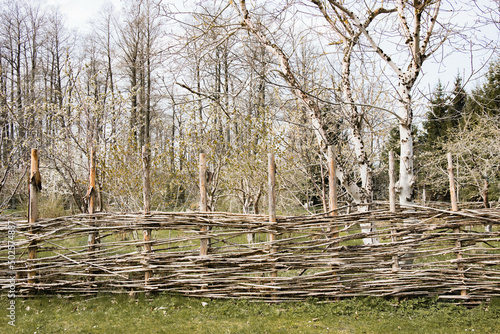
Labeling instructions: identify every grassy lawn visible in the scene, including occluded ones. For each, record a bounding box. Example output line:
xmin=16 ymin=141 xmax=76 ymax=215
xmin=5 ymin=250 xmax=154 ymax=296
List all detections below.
xmin=1 ymin=294 xmax=499 ymax=334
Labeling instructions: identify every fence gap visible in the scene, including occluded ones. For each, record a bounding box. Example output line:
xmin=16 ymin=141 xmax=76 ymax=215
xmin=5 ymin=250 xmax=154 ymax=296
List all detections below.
xmin=448 ymin=152 xmax=466 ymax=296
xmin=389 ymin=151 xmax=400 ymax=272
xmin=199 ymin=152 xmax=209 ymax=256
xmin=268 ymin=153 xmax=277 ymax=278
xmin=28 ymin=148 xmax=40 ymax=284
xmin=142 ymin=145 xmax=152 ymax=283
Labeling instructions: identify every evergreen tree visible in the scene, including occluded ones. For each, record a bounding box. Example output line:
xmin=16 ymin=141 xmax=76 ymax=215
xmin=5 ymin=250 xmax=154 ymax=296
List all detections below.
xmin=419 ymin=76 xmax=467 ymax=202
xmin=466 ymin=59 xmax=500 ymax=116
xmin=422 ymin=81 xmax=449 ymax=149
xmin=448 ymin=75 xmax=466 ymax=129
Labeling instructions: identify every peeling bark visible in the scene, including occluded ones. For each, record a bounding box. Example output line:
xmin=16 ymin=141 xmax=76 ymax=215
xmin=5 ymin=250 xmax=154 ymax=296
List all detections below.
xmin=310 ymin=0 xmax=394 ymax=243
xmin=236 ymin=0 xmax=365 ymax=204
xmin=397 ymin=81 xmax=415 ymax=206
xmin=328 ymin=0 xmax=442 ymax=206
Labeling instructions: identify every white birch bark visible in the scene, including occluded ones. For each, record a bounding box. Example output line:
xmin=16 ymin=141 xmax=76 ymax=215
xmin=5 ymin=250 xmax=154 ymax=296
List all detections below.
xmin=310 ymin=0 xmax=395 ymax=243
xmin=235 ymin=0 xmax=365 ymax=204
xmin=328 ymin=0 xmax=442 ymax=207
xmin=342 ymin=46 xmax=378 ymax=243
xmin=397 ymin=82 xmax=416 ymax=206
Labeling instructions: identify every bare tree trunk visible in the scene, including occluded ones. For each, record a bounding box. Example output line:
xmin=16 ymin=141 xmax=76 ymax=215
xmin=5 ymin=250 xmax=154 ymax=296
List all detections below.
xmin=397 ymin=85 xmax=415 ymax=206
xmin=235 ymin=0 xmax=364 ymax=203
xmin=327 ymin=0 xmax=442 ymax=207
xmin=341 ymin=46 xmax=377 ymax=243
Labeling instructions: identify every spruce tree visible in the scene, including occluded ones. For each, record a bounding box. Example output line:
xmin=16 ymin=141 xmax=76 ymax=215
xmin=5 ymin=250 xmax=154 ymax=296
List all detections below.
xmin=448 ymin=75 xmax=466 ymax=129
xmin=466 ymin=59 xmax=500 ymax=117
xmin=423 ymin=81 xmax=449 ymax=149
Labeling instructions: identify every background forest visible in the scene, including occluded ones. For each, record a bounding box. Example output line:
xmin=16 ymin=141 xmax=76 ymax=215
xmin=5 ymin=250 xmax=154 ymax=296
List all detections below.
xmin=0 ymin=0 xmax=499 ymax=217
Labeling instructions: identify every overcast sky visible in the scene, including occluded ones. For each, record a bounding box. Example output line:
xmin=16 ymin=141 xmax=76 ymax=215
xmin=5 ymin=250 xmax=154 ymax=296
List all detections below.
xmin=46 ymin=0 xmax=120 ymax=30
xmin=46 ymin=0 xmax=497 ymax=98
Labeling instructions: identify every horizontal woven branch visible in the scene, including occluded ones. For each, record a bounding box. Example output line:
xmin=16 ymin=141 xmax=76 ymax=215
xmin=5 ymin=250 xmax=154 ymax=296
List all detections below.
xmin=1 ymin=205 xmax=499 ymax=302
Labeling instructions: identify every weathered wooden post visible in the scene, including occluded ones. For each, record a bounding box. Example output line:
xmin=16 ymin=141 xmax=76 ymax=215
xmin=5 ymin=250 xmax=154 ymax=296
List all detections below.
xmin=448 ymin=153 xmax=458 ymax=212
xmin=28 ymin=149 xmax=41 ymax=284
xmin=389 ymin=151 xmax=400 ymax=272
xmin=328 ymin=146 xmax=338 ymax=237
xmin=87 ymin=148 xmax=98 ymax=280
xmin=483 ymin=178 xmax=492 ymax=232
xmin=389 ymin=151 xmax=397 ymax=214
xmin=88 ymin=148 xmax=97 ymax=228
xmin=268 ymin=153 xmax=277 ymax=278
xmin=142 ymin=145 xmax=152 ymax=283
xmin=199 ymin=152 xmax=209 ymax=256
xmin=448 ymin=152 xmax=466 ymax=296
xmin=328 ymin=146 xmax=340 ymax=284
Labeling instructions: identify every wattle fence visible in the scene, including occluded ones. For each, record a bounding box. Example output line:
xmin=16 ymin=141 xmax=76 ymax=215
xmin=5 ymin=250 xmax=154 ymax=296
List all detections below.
xmin=1 ymin=148 xmax=499 ymax=303
xmin=1 ymin=205 xmax=499 ymax=303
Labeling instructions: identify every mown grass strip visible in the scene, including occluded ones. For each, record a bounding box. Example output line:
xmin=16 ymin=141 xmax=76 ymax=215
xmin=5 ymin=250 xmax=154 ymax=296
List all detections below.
xmin=1 ymin=294 xmax=499 ymax=333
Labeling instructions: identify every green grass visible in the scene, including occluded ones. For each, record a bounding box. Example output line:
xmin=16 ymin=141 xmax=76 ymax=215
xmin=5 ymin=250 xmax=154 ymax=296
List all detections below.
xmin=1 ymin=294 xmax=500 ymax=333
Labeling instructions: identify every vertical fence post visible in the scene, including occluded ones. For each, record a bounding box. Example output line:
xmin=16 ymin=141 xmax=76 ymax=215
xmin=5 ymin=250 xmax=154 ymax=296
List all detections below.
xmin=389 ymin=151 xmax=400 ymax=272
xmin=199 ymin=152 xmax=209 ymax=256
xmin=456 ymin=157 xmax=460 ymax=204
xmin=28 ymin=148 xmax=41 ymax=284
xmin=389 ymin=151 xmax=396 ymax=214
xmin=483 ymin=178 xmax=492 ymax=232
xmin=328 ymin=146 xmax=340 ymax=284
xmin=268 ymin=153 xmax=277 ymax=278
xmin=448 ymin=153 xmax=458 ymax=212
xmin=87 ymin=148 xmax=97 ymax=280
xmin=142 ymin=145 xmax=152 ymax=284
xmin=327 ymin=146 xmax=338 ymax=216
xmin=328 ymin=146 xmax=338 ymax=226
xmin=448 ymin=152 xmax=466 ymax=296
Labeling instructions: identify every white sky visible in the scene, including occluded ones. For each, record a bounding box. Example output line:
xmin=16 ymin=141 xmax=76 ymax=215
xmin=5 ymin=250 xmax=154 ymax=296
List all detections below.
xmin=46 ymin=0 xmax=122 ymax=30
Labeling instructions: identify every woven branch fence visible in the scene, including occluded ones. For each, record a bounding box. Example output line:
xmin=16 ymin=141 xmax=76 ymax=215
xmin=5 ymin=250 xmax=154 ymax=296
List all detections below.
xmin=1 ymin=205 xmax=499 ymax=303
xmin=1 ymin=149 xmax=499 ymax=303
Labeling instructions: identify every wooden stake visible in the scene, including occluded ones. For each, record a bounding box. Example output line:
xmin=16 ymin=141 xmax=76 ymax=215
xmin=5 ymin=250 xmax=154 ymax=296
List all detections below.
xmin=142 ymin=146 xmax=151 ymax=214
xmin=199 ymin=152 xmax=209 ymax=256
xmin=88 ymin=148 xmax=96 ymax=213
xmin=28 ymin=148 xmax=41 ymax=284
xmin=448 ymin=152 xmax=466 ymax=296
xmin=268 ymin=153 xmax=277 ymax=278
xmin=447 ymin=153 xmax=458 ymax=212
xmin=389 ymin=151 xmax=400 ymax=272
xmin=142 ymin=146 xmax=152 ymax=283
xmin=87 ymin=148 xmax=97 ymax=280
xmin=456 ymin=158 xmax=460 ymax=203
xmin=389 ymin=151 xmax=396 ymax=214
xmin=483 ymin=178 xmax=492 ymax=232
xmin=328 ymin=146 xmax=338 ymax=214
xmin=328 ymin=146 xmax=338 ymax=242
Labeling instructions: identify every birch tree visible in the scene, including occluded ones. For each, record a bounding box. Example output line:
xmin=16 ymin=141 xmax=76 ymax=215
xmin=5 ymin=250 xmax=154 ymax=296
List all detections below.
xmin=327 ymin=0 xmax=444 ymax=205
xmin=233 ymin=0 xmax=369 ymax=208
xmin=307 ymin=1 xmax=396 ymax=242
